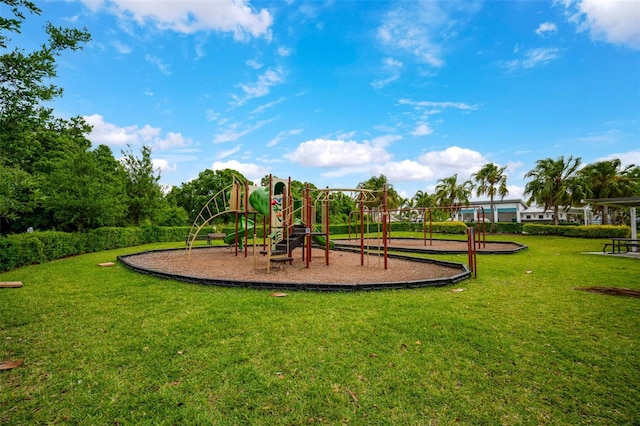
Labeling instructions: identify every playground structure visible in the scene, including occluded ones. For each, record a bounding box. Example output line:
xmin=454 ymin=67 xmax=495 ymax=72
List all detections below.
xmin=185 ymin=175 xmax=492 ymax=277
xmin=185 ymin=175 xmax=391 ymax=271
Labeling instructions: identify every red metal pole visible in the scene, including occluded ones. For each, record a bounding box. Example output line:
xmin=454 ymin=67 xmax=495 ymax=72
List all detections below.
xmin=305 ymin=184 xmax=311 ymax=269
xmin=383 ymin=185 xmax=388 ymax=270
xmin=325 ymin=190 xmax=330 ymax=266
xmin=360 ymin=192 xmax=365 ymax=266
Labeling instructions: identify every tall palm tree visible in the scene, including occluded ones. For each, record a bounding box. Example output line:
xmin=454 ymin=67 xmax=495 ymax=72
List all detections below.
xmin=472 ymin=163 xmax=508 ymax=232
xmin=579 ymin=159 xmax=636 ymax=224
xmin=524 ymin=156 xmax=585 ymax=226
xmin=434 ymin=174 xmax=474 ymax=220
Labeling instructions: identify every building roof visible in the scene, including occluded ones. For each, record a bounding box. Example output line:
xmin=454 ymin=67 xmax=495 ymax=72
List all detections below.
xmin=582 ymin=197 xmax=640 ymax=208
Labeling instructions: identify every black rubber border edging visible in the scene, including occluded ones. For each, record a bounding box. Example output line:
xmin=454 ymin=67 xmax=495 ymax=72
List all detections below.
xmin=117 ymin=246 xmax=471 ymax=292
xmin=333 ymin=237 xmax=528 ymax=255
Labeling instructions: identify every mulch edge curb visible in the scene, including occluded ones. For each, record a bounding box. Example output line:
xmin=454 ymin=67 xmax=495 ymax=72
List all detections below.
xmin=117 ymin=246 xmax=471 ymax=292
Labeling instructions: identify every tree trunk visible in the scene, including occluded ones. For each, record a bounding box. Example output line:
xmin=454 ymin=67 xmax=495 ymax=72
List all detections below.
xmin=553 ymin=206 xmax=560 ymax=226
xmin=489 ymin=195 xmax=496 ymax=233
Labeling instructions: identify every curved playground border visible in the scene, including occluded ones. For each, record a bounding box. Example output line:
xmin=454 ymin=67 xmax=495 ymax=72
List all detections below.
xmin=333 ymin=237 xmax=528 ymax=255
xmin=117 ymin=246 xmax=471 ymax=292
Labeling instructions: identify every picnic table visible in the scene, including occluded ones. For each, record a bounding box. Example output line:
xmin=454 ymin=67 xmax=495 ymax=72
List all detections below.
xmin=602 ymin=238 xmax=640 ymax=254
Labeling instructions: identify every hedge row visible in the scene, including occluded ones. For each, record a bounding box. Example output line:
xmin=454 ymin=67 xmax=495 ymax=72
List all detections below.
xmin=522 ymin=224 xmax=630 ymax=238
xmin=0 ymin=226 xmax=193 ymax=272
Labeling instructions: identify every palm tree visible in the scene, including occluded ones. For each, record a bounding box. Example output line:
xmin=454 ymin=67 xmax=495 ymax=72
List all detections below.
xmin=524 ymin=156 xmax=585 ymax=226
xmin=357 ymin=174 xmax=402 ymax=211
xmin=579 ymin=159 xmax=636 ymax=224
xmin=472 ymin=163 xmax=508 ymax=232
xmin=434 ymin=174 xmax=474 ymax=220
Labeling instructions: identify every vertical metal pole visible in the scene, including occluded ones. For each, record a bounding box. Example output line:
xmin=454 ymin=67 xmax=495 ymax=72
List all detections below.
xmin=244 ymin=182 xmax=249 ymax=258
xmin=383 ymin=185 xmax=388 ymax=270
xmin=360 ymin=191 xmax=365 ymax=266
xmin=305 ymin=184 xmax=311 ymax=269
xmin=325 ymin=190 xmax=330 ymax=266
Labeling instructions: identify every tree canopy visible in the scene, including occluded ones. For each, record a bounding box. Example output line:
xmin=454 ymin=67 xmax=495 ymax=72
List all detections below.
xmin=473 ymin=163 xmax=508 ymax=232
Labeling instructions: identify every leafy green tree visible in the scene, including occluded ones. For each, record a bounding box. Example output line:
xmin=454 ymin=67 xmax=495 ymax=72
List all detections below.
xmin=472 ymin=163 xmax=508 ymax=232
xmin=0 ymin=0 xmax=91 ymax=233
xmin=327 ymin=191 xmax=356 ymax=224
xmin=434 ymin=174 xmax=474 ymax=220
xmin=0 ymin=164 xmax=40 ymax=233
xmin=168 ymin=168 xmax=250 ymax=224
xmin=579 ymin=159 xmax=637 ymax=224
xmin=43 ymin=148 xmax=127 ymax=231
xmin=0 ymin=1 xmax=90 ymax=165
xmin=357 ymin=174 xmax=402 ymax=211
xmin=121 ymin=145 xmax=165 ymax=226
xmin=524 ymin=156 xmax=585 ymax=226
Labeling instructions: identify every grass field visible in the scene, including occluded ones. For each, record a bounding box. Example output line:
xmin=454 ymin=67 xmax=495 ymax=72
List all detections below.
xmin=1 ymin=235 xmax=639 ymax=425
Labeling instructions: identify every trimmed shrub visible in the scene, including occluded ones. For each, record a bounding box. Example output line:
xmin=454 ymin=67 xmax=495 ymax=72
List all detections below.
xmin=523 ymin=223 xmax=629 ymax=238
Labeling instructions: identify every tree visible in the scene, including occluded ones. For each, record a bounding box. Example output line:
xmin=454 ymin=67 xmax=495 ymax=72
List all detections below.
xmin=524 ymin=156 xmax=585 ymax=226
xmin=357 ymin=174 xmax=402 ymax=210
xmin=43 ymin=148 xmax=127 ymax=231
xmin=168 ymin=168 xmax=250 ymax=224
xmin=0 ymin=0 xmax=91 ymax=233
xmin=0 ymin=1 xmax=90 ymax=161
xmin=434 ymin=174 xmax=474 ymax=220
xmin=0 ymin=1 xmax=90 ymax=124
xmin=121 ymin=145 xmax=165 ymax=226
xmin=0 ymin=164 xmax=40 ymax=233
xmin=472 ymin=163 xmax=508 ymax=232
xmin=579 ymin=159 xmax=637 ymax=224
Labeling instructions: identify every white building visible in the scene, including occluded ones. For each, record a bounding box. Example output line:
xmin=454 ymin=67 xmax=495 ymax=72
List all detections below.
xmin=458 ymin=199 xmax=585 ymax=224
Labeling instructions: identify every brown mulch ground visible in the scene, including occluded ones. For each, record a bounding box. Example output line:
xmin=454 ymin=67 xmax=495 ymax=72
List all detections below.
xmin=122 ymin=247 xmax=464 ymax=284
xmin=575 ymin=287 xmax=640 ymax=299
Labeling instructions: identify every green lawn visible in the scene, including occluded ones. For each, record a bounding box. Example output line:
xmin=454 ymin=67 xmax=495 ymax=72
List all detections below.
xmin=1 ymin=235 xmax=639 ymax=425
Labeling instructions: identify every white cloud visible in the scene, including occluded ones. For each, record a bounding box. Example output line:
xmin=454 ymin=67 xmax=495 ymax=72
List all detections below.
xmin=267 ymin=129 xmax=303 ymax=147
xmin=370 ymin=134 xmax=402 ymax=148
xmin=153 ymin=158 xmax=177 ymax=173
xmin=398 ymin=99 xmax=479 ymax=111
xmin=562 ymin=0 xmax=640 ymax=49
xmin=371 ymin=160 xmax=434 ymax=182
xmin=535 ymin=22 xmax=558 ymax=36
xmin=212 ymin=118 xmax=277 ymax=144
xmin=211 ymin=160 xmax=269 ymax=180
xmin=82 ymin=0 xmax=273 ymax=40
xmin=230 ymin=67 xmax=286 ymax=107
xmin=277 ymin=46 xmax=292 ymax=56
xmin=411 ymin=123 xmax=434 ymax=136
xmin=83 ymin=114 xmax=190 ymax=151
xmin=500 ymin=48 xmax=561 ymax=72
xmin=155 ymin=132 xmax=188 ymax=150
xmin=112 ymin=41 xmax=132 ymax=54
xmin=206 ymin=109 xmax=220 ymax=122
xmin=251 ymin=97 xmax=286 ymax=114
xmin=376 ymin=2 xmax=480 ymax=67
xmin=418 ymin=146 xmax=488 ymax=178
xmin=215 ymin=145 xmax=242 ymax=160
xmin=371 ymin=57 xmax=404 ymax=89
xmin=572 ymin=129 xmax=625 ymax=145
xmin=144 ymin=54 xmax=171 ymax=76
xmin=246 ymin=59 xmax=263 ymax=69
xmin=595 ymin=150 xmax=640 ymax=167
xmin=285 ymin=139 xmax=392 ymax=168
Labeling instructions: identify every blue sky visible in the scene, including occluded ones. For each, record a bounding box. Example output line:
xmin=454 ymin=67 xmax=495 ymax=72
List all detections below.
xmin=24 ymin=0 xmax=640 ymax=200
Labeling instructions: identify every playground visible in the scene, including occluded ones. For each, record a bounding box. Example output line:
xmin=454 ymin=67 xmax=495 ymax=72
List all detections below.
xmin=119 ymin=175 xmax=524 ymax=290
